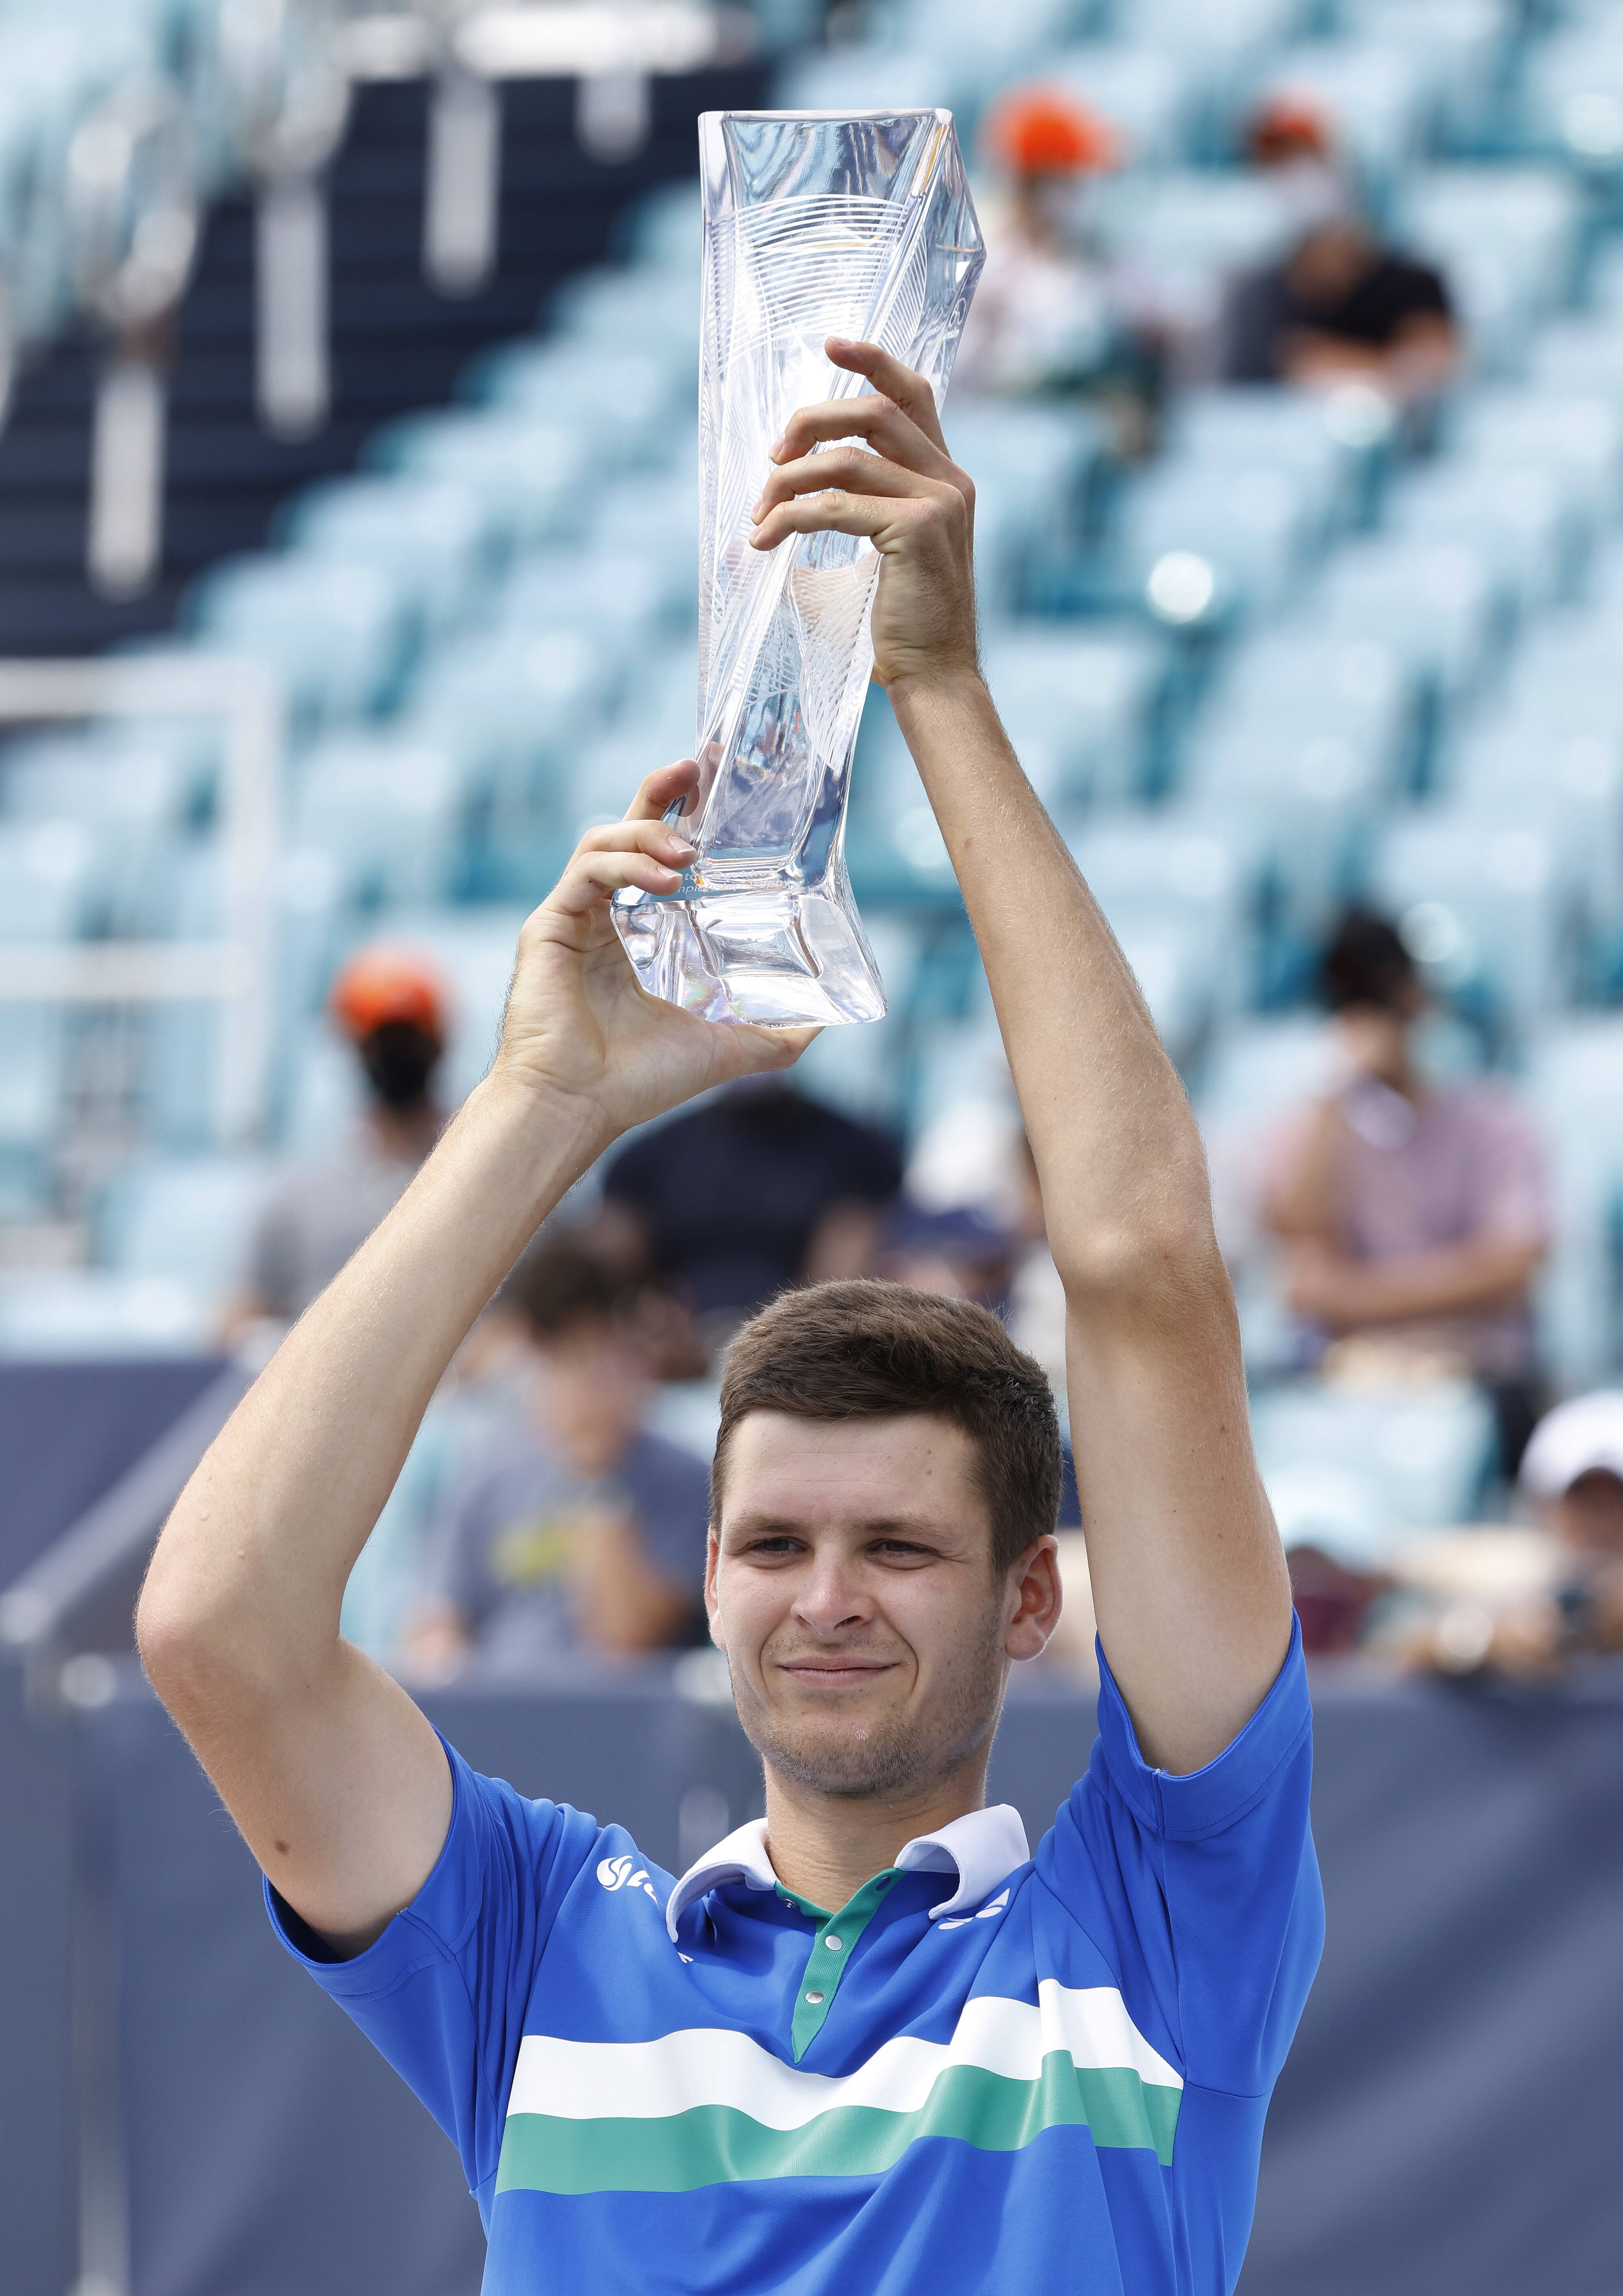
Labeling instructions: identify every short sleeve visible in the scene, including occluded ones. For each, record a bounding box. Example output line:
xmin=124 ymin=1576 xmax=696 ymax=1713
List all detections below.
xmin=247 ymin=1183 xmax=301 ymax=1321
xmin=1469 ymin=1090 xmax=1549 ymax=1245
xmin=267 ymin=1738 xmax=601 ymax=2211
xmin=417 ymin=1471 xmax=500 ymax=1625
xmin=825 ymin=1112 xmax=904 ymax=1205
xmin=1038 ymin=1617 xmax=1324 ymax=2097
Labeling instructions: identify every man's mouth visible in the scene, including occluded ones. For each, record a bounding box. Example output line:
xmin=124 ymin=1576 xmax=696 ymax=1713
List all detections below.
xmin=774 ymin=1657 xmax=899 ymax=1689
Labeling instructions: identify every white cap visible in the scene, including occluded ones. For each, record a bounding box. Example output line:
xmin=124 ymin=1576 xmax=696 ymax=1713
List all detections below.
xmin=1519 ymin=1392 xmax=1623 ymax=1499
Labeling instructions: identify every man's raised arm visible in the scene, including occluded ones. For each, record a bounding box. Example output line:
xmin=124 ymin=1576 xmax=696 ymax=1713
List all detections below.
xmin=754 ymin=340 xmax=1292 ymax=1773
xmin=137 ymin=772 xmax=810 ymax=1954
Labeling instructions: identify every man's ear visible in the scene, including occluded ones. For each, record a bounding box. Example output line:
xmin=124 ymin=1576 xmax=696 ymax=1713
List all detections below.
xmin=1004 ymin=1534 xmax=1063 ymax=1662
xmin=705 ymin=1528 xmax=727 ymax=1650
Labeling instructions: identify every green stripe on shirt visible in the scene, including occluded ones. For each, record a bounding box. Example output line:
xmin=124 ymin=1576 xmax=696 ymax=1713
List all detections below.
xmin=496 ymin=2055 xmax=1181 ymax=2194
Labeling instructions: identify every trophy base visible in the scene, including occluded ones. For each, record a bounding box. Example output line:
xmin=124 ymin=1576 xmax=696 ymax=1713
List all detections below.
xmin=613 ymin=869 xmax=886 ymax=1028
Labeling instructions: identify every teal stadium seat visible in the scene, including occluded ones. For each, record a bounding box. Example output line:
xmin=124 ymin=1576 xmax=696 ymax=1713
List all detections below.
xmin=292 ymin=732 xmax=467 ymax=907
xmin=1251 ymin=1379 xmax=1498 ymax=1535
xmin=1369 ymin=811 xmax=1573 ymax=1036
xmin=279 ymin=477 xmax=496 ymax=639
xmin=1395 ymin=169 xmax=1582 ymax=370
xmin=1387 ymin=462 xmax=1580 ymax=615
xmin=188 ymin=557 xmax=409 ymax=729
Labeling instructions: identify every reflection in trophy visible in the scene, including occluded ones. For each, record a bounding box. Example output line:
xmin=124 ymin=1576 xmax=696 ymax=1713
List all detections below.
xmin=613 ymin=110 xmax=983 ymax=1028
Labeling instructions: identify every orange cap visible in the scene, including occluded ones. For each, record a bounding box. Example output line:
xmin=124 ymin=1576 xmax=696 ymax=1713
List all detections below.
xmin=983 ymin=86 xmax=1122 ymax=179
xmin=328 ymin=945 xmax=448 ymax=1043
xmin=1248 ymin=93 xmax=1335 ymax=166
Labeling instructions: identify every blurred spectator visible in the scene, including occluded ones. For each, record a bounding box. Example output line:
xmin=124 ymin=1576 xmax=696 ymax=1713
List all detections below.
xmin=1222 ymin=96 xmax=1459 ymax=404
xmin=598 ymin=1078 xmax=902 ymax=1348
xmin=225 ymin=945 xmax=448 ymax=1338
xmin=1264 ymin=910 xmax=1549 ymax=1472
xmin=954 ymin=86 xmax=1162 ymax=439
xmin=1393 ymin=1393 xmax=1623 ymax=1675
xmin=401 ymin=1240 xmax=710 ymax=1680
xmin=878 ymin=1199 xmax=1014 ymax=1309
xmin=340 ymin=1293 xmax=535 ymax=1663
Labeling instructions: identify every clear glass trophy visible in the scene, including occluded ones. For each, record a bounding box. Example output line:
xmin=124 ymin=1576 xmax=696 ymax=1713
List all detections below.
xmin=613 ymin=110 xmax=983 ymax=1026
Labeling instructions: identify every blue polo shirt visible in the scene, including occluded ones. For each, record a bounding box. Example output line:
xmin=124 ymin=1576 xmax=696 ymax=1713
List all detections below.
xmin=270 ymin=1623 xmax=1322 ymax=2294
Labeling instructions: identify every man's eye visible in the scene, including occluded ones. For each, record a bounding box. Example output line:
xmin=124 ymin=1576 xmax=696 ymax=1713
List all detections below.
xmin=874 ymin=1540 xmax=931 ymax=1560
xmin=747 ymin=1536 xmax=802 ymax=1556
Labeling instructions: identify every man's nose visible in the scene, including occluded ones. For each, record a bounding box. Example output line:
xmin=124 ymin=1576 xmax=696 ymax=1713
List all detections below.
xmin=792 ymin=1553 xmax=873 ymax=1637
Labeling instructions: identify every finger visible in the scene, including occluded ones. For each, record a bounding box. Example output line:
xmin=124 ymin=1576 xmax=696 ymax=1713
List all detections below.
xmin=771 ymin=395 xmax=963 ymax=490
xmin=713 ymin=1021 xmax=823 ymax=1078
xmin=623 ymin=757 xmax=700 ymax=823
xmin=824 ymin=339 xmax=947 ymax=453
xmin=753 ymin=446 xmax=949 ymax=523
xmin=751 ymin=487 xmax=956 ymax=556
xmin=549 ymin=847 xmax=686 ymax=917
xmin=578 ymin=816 xmax=697 ymax=869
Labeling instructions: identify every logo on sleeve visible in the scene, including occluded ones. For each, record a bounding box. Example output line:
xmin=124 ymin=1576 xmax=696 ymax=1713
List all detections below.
xmin=597 ymin=1854 xmax=659 ymax=1901
xmin=938 ymin=1886 xmax=1010 ymax=1931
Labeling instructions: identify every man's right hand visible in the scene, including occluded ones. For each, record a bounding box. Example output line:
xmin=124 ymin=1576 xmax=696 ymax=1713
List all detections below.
xmin=492 ymin=762 xmax=816 ymax=1141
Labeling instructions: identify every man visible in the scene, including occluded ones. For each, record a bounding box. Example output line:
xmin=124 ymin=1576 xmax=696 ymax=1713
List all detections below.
xmin=600 ymin=1074 xmax=903 ymax=1342
xmin=228 ymin=943 xmax=449 ymax=1333
xmin=401 ymin=1239 xmax=710 ymax=1676
xmin=138 ymin=339 xmax=1320 ymax=2295
xmin=1265 ymin=908 xmax=1548 ymax=1470
xmin=1223 ymin=97 xmax=1459 ymax=404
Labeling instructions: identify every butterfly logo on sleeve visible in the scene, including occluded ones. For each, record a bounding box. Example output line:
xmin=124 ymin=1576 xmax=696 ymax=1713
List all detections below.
xmin=597 ymin=1854 xmax=659 ymax=1901
xmin=937 ymin=1886 xmax=1010 ymax=1931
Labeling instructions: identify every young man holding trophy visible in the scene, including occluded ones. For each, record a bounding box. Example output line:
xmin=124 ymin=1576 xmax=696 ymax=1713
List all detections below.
xmin=138 ymin=174 xmax=1320 ymax=2288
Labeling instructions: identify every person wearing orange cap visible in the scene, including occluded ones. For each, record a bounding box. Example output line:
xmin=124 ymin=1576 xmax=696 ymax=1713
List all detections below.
xmin=1222 ymin=91 xmax=1459 ymax=403
xmin=953 ymin=84 xmax=1153 ymax=417
xmin=225 ymin=945 xmax=452 ymax=1338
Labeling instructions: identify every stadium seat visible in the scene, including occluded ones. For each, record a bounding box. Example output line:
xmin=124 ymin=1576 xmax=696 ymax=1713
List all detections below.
xmin=1049 ymin=45 xmax=1205 ymax=166
xmin=1205 ymin=630 xmax=1416 ymax=783
xmin=404 ymin=625 xmax=611 ymax=813
xmin=1516 ymin=20 xmax=1623 ymax=172
xmin=1179 ymin=716 xmax=1388 ymax=933
xmin=1338 ymin=0 xmax=1507 ymax=145
xmin=187 ymin=557 xmax=409 ymax=729
xmin=1092 ymin=169 xmax=1289 ymax=330
xmin=278 ymin=477 xmax=496 ymax=639
xmin=367 ymin=411 xmax=591 ymax=551
xmin=979 ymin=622 xmax=1164 ymax=810
xmin=1524 ymin=1017 xmax=1623 ymax=1385
xmin=1314 ymin=537 xmax=1501 ymax=702
xmin=1448 ymin=391 xmax=1623 ymax=522
xmin=1527 ymin=315 xmax=1623 ymax=397
xmin=1164 ymin=389 xmax=1372 ymax=538
xmin=1387 ymin=462 xmax=1580 ymax=613
xmin=1069 ymin=810 xmax=1260 ymax=1044
xmin=98 ymin=1153 xmax=275 ymax=1303
xmin=0 ymin=1272 xmax=212 ymax=1361
xmin=1367 ymin=811 xmax=1572 ymax=1033
xmin=773 ymin=49 xmax=956 ymax=119
xmin=292 ymin=733 xmax=467 ymax=907
xmin=1250 ymin=1378 xmax=1498 ymax=1531
xmin=465 ymin=343 xmax=691 ymax=469
xmin=0 ymin=818 xmax=97 ymax=940
xmin=1116 ymin=461 xmax=1320 ymax=618
xmin=549 ymin=267 xmax=699 ymax=368
xmin=1395 ymin=169 xmax=1583 ymax=368
xmin=1443 ymin=716 xmax=1623 ymax=929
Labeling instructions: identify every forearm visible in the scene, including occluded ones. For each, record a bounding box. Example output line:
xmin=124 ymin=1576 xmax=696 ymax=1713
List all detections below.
xmin=887 ymin=671 xmax=1212 ymax=1281
xmin=1295 ymin=1234 xmax=1544 ymax=1329
xmin=140 ymin=1071 xmax=603 ymax=1689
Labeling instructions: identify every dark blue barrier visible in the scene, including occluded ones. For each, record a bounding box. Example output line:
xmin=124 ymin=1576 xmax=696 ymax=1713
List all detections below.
xmin=0 ymin=1360 xmax=223 ymax=1585
xmin=63 ymin=1661 xmax=1623 ymax=2296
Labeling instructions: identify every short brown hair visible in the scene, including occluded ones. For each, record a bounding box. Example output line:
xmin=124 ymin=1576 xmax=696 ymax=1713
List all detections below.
xmin=509 ymin=1238 xmax=624 ymax=1339
xmin=713 ymin=1280 xmax=1062 ymax=1576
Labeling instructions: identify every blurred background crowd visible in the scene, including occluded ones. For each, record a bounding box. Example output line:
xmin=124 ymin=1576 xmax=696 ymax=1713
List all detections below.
xmin=4 ymin=0 xmax=1623 ymax=1696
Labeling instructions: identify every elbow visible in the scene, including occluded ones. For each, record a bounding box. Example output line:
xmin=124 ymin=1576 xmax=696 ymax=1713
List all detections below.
xmin=1052 ymin=1206 xmax=1230 ymax=1312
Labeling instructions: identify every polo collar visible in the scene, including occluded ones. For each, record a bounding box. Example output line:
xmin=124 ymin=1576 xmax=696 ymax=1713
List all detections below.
xmin=664 ymin=1804 xmax=1031 ymax=1941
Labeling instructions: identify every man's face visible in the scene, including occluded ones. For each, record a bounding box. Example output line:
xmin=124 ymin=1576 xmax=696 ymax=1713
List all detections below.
xmin=707 ymin=1412 xmax=1057 ymax=1803
xmin=1550 ymin=1469 xmax=1623 ymax=1559
xmin=529 ymin=1318 xmax=647 ymax=1479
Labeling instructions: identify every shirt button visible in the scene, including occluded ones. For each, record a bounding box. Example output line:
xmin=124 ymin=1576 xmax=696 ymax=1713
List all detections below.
xmin=804 ymin=1989 xmax=825 ymax=2005
xmin=824 ymin=1935 xmax=843 ymax=1951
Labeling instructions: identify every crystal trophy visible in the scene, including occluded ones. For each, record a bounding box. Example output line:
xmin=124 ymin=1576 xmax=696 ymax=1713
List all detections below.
xmin=613 ymin=110 xmax=983 ymax=1026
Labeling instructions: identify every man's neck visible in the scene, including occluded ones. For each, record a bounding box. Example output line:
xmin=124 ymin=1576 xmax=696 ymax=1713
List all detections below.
xmin=760 ymin=1756 xmax=989 ymax=1913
